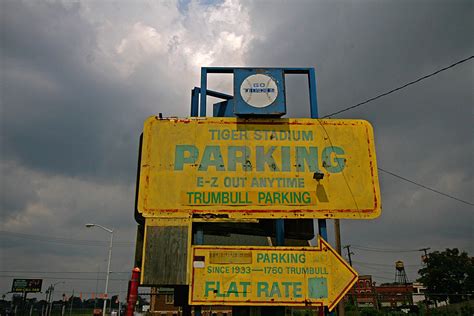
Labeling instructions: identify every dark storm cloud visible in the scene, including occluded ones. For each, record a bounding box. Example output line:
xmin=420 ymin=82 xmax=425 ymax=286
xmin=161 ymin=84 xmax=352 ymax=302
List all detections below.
xmin=245 ymin=0 xmax=472 ymax=114
xmin=1 ymin=1 xmax=150 ymax=184
xmin=0 ymin=0 xmax=237 ymax=297
xmin=243 ymin=0 xmax=473 ymax=282
xmin=0 ymin=162 xmax=40 ymax=219
xmin=1 ymin=0 xmax=472 ymax=294
xmin=243 ymin=0 xmax=473 ymax=208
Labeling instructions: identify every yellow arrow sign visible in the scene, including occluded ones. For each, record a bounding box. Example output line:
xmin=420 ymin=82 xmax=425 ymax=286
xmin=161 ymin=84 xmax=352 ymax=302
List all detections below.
xmin=189 ymin=237 xmax=357 ymax=310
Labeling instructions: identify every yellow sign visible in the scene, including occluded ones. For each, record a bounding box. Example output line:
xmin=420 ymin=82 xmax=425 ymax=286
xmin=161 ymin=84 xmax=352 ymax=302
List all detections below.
xmin=138 ymin=117 xmax=381 ymax=219
xmin=189 ymin=237 xmax=357 ymax=310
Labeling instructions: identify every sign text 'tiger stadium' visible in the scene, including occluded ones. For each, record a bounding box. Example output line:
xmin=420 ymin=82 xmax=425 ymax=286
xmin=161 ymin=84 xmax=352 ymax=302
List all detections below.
xmin=137 ymin=117 xmax=381 ymax=219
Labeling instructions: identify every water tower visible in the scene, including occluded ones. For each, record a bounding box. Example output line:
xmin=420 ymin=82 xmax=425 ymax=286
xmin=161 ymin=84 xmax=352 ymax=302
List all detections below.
xmin=394 ymin=260 xmax=409 ymax=284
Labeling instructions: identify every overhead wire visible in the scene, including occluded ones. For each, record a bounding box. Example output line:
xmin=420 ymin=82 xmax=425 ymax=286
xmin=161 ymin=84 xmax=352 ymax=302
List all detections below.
xmin=0 ymin=275 xmax=127 ymax=281
xmin=320 ymin=55 xmax=474 ymax=207
xmin=322 ymin=55 xmax=474 ymax=118
xmin=378 ymin=168 xmax=474 ymax=206
xmin=315 ymin=119 xmax=361 ymax=216
xmin=350 ymin=245 xmax=421 ymax=253
xmin=352 ymin=260 xmax=422 ymax=267
xmin=0 ymin=231 xmax=134 ymax=247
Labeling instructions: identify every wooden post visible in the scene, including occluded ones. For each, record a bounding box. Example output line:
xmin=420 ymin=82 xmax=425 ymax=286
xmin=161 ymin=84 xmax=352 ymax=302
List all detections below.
xmin=149 ymin=287 xmax=158 ymax=313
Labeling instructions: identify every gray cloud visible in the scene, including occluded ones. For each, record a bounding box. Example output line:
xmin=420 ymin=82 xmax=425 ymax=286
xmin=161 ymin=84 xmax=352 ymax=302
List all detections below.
xmin=0 ymin=162 xmax=40 ymax=219
xmin=1 ymin=0 xmax=472 ymax=297
xmin=1 ymin=1 xmax=149 ymax=184
xmin=243 ymin=0 xmax=473 ymax=282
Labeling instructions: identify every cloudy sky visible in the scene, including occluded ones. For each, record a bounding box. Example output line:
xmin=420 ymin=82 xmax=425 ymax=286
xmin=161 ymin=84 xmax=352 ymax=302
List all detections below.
xmin=1 ymin=0 xmax=473 ymax=301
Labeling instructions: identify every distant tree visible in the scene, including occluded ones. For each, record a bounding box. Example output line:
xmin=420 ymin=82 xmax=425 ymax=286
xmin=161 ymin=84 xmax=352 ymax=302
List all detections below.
xmin=84 ymin=298 xmax=100 ymax=308
xmin=110 ymin=295 xmax=119 ymax=308
xmin=418 ymin=248 xmax=473 ymax=304
xmin=68 ymin=296 xmax=82 ymax=308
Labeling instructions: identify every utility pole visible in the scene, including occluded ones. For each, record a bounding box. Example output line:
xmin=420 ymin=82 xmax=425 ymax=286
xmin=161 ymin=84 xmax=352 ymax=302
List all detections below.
xmin=47 ymin=281 xmax=65 ymax=316
xmin=419 ymin=247 xmax=431 ymax=313
xmin=69 ymin=290 xmax=74 ymax=316
xmin=334 ymin=220 xmax=345 ymax=316
xmin=343 ymin=245 xmax=356 ymax=310
xmin=61 ymin=294 xmax=66 ymax=316
xmin=47 ymin=285 xmax=54 ymax=316
xmin=118 ymin=282 xmax=122 ymax=316
xmin=419 ymin=247 xmax=430 ymax=264
xmin=343 ymin=245 xmax=353 ymax=266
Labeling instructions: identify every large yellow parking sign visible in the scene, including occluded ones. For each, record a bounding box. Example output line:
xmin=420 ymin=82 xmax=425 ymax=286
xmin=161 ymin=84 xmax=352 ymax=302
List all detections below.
xmin=137 ymin=117 xmax=380 ymax=219
xmin=189 ymin=237 xmax=358 ymax=310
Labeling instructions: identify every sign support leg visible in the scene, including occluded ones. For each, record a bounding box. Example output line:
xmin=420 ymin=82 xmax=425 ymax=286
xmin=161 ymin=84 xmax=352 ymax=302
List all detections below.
xmin=275 ymin=219 xmax=285 ymax=246
xmin=268 ymin=220 xmax=286 ymax=316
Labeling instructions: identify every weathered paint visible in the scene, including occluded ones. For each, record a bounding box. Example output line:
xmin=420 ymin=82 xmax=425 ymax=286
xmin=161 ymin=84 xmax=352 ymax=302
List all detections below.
xmin=189 ymin=237 xmax=358 ymax=310
xmin=137 ymin=117 xmax=381 ymax=219
xmin=140 ymin=217 xmax=193 ymax=285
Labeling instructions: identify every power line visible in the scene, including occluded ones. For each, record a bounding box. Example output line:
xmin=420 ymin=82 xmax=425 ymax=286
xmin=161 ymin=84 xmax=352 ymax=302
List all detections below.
xmin=0 ymin=231 xmax=134 ymax=247
xmin=0 ymin=275 xmax=127 ymax=281
xmin=370 ymin=275 xmax=393 ymax=281
xmin=322 ymin=55 xmax=474 ymax=118
xmin=352 ymin=261 xmax=422 ymax=268
xmin=318 ymin=56 xmax=474 ymax=207
xmin=378 ymin=168 xmax=474 ymax=206
xmin=351 ymin=245 xmax=421 ymax=253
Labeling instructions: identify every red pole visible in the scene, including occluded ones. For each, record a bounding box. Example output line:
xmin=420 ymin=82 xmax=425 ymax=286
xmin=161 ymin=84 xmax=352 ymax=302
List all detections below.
xmin=318 ymin=306 xmax=325 ymax=316
xmin=125 ymin=267 xmax=140 ymax=316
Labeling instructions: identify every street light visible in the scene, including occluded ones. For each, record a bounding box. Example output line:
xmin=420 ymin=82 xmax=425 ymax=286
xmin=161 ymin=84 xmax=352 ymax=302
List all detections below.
xmin=85 ymin=223 xmax=113 ymax=316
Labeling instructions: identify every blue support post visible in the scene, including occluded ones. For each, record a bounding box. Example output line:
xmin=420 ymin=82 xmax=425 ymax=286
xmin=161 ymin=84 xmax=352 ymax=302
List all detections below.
xmin=309 ymin=71 xmax=329 ymax=316
xmin=307 ymin=69 xmax=327 ymax=243
xmin=308 ymin=68 xmax=319 ymax=118
xmin=306 ymin=69 xmax=327 ymax=242
xmin=199 ymin=68 xmax=207 ymax=117
xmin=195 ymin=229 xmax=204 ymax=244
xmin=190 ymin=67 xmax=324 ymax=315
xmin=275 ymin=219 xmax=285 ymax=246
xmin=317 ymin=219 xmax=328 ymax=240
xmin=195 ymin=70 xmax=207 ymax=316
xmin=191 ymin=87 xmax=200 ymax=117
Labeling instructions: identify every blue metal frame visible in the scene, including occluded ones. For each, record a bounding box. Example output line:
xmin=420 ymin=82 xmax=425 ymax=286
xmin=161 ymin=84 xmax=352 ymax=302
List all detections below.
xmin=190 ymin=67 xmax=325 ymax=314
xmin=190 ymin=66 xmax=325 ymax=242
xmin=193 ymin=67 xmax=319 ymax=118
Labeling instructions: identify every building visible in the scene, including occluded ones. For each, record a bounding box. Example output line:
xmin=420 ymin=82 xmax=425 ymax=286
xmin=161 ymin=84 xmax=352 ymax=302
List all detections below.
xmin=346 ymin=275 xmax=377 ymax=308
xmin=412 ymin=282 xmax=426 ymax=305
xmin=345 ymin=275 xmax=424 ymax=309
xmin=375 ymin=283 xmax=414 ymax=308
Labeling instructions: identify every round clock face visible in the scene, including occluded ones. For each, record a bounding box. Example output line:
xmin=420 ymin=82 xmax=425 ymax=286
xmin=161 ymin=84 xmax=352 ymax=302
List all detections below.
xmin=240 ymin=74 xmax=279 ymax=108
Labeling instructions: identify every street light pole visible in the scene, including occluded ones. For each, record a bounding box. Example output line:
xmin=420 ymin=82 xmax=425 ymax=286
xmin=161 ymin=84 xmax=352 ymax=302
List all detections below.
xmin=86 ymin=224 xmax=114 ymax=316
xmin=104 ymin=230 xmax=113 ymax=316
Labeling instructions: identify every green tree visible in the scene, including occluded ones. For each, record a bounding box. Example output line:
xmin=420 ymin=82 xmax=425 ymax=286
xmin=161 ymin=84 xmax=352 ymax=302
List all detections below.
xmin=418 ymin=248 xmax=473 ymax=304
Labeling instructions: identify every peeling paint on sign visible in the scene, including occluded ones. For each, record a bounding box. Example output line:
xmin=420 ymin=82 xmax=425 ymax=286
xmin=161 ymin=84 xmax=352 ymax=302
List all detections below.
xmin=137 ymin=117 xmax=381 ymax=219
xmin=189 ymin=237 xmax=358 ymax=310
